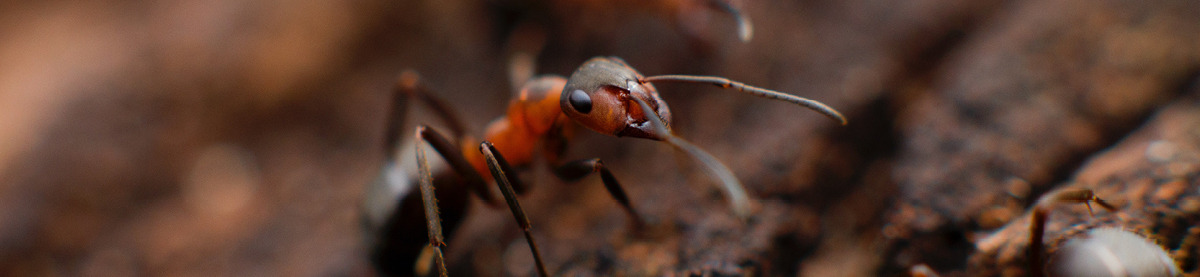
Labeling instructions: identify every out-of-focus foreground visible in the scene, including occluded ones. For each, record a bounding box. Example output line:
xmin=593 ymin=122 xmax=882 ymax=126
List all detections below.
xmin=0 ymin=0 xmax=1198 ymax=276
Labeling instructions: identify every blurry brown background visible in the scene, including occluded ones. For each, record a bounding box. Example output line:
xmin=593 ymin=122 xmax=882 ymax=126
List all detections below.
xmin=0 ymin=0 xmax=1197 ymax=276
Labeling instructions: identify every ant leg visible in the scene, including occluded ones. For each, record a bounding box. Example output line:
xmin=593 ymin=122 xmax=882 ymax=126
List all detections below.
xmin=480 ymin=141 xmax=548 ymax=277
xmin=414 ymin=131 xmax=448 ymax=277
xmin=388 ymin=70 xmax=470 ymax=155
xmin=416 ymin=126 xmax=499 ymax=206
xmin=1027 ymin=188 xmax=1116 ymax=277
xmin=382 ymin=75 xmax=410 ymax=158
xmin=554 ymin=158 xmax=646 ymax=229
xmin=702 ymin=0 xmax=754 ymax=42
xmin=502 ymin=23 xmax=546 ymax=92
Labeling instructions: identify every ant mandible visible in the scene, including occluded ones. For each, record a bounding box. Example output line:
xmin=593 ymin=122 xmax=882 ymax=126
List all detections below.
xmin=365 ymin=57 xmax=847 ymax=276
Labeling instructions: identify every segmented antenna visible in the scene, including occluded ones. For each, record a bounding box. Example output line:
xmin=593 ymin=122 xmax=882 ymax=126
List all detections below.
xmin=641 ymin=75 xmax=847 ymax=125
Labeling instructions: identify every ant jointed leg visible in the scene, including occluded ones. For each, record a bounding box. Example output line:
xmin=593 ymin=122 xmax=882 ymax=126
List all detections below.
xmin=479 ymin=141 xmax=548 ymax=277
xmin=552 ymin=158 xmax=644 ymax=230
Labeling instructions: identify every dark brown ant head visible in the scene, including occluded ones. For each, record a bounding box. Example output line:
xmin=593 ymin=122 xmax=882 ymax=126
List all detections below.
xmin=561 ymin=57 xmax=673 ymax=141
xmin=561 ymin=56 xmax=847 ymax=220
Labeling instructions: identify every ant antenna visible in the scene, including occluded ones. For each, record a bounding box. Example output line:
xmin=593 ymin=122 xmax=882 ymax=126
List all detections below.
xmin=640 ymin=75 xmax=847 ymax=125
xmin=705 ymin=0 xmax=754 ymax=41
xmin=631 ymin=97 xmax=752 ymax=219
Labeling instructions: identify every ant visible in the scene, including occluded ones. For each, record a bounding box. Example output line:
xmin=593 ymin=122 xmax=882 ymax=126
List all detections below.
xmin=362 ymin=57 xmax=846 ymax=276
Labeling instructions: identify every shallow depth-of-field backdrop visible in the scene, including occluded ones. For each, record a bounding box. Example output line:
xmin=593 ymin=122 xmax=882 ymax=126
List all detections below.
xmin=1 ymin=0 xmax=1198 ymax=276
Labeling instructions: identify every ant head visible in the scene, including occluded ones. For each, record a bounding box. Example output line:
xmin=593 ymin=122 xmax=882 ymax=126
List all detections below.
xmin=560 ymin=57 xmax=673 ymax=141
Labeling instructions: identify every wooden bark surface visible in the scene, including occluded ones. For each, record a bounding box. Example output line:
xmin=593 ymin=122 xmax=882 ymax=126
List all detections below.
xmin=0 ymin=0 xmax=1196 ymax=276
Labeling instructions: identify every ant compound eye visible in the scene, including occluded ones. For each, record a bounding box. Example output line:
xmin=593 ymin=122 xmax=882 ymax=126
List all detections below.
xmin=568 ymin=89 xmax=593 ymax=113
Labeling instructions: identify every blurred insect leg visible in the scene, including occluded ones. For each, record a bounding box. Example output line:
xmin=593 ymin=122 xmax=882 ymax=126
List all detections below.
xmin=396 ymin=70 xmax=470 ymax=140
xmin=417 ymin=126 xmax=499 ymax=206
xmin=503 ymin=23 xmax=547 ymax=92
xmin=382 ymin=73 xmax=415 ymax=159
xmin=480 ymin=141 xmax=548 ymax=277
xmin=639 ymin=75 xmax=847 ymax=125
xmin=702 ymin=0 xmax=754 ymax=42
xmin=554 ymin=158 xmax=646 ymax=229
xmin=414 ymin=132 xmax=448 ymax=277
xmin=1026 ymin=188 xmax=1116 ymax=277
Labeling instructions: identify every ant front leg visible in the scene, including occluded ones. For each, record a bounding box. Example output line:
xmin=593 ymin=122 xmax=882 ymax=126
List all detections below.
xmin=554 ymin=158 xmax=646 ymax=229
xmin=480 ymin=142 xmax=549 ymax=277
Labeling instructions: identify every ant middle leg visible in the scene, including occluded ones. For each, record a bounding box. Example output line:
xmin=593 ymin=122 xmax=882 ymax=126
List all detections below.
xmin=480 ymin=141 xmax=549 ymax=277
xmin=554 ymin=158 xmax=646 ymax=229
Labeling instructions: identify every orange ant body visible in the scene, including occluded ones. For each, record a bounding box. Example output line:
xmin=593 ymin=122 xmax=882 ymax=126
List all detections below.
xmin=364 ymin=57 xmax=846 ymax=276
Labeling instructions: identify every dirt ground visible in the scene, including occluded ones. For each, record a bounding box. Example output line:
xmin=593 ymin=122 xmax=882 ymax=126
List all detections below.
xmin=0 ymin=0 xmax=1197 ymax=276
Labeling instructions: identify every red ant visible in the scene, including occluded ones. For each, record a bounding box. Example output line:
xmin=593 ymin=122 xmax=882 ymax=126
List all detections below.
xmin=364 ymin=57 xmax=846 ymax=276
